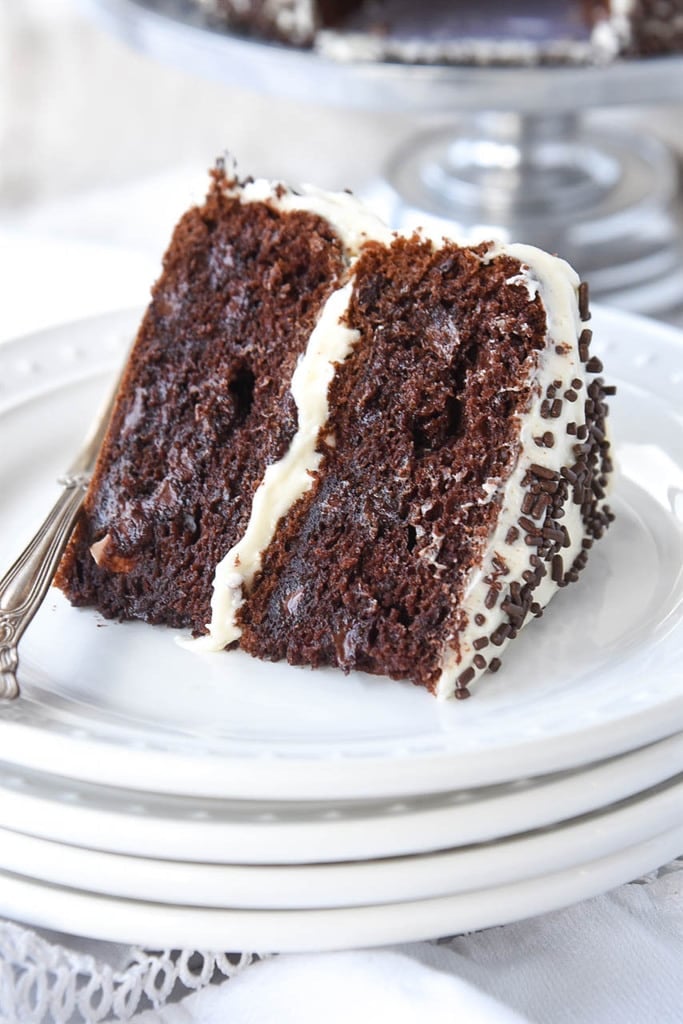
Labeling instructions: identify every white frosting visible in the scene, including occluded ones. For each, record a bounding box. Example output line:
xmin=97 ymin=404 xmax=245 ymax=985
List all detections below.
xmin=590 ymin=0 xmax=634 ymax=59
xmin=237 ymin=179 xmax=394 ymax=256
xmin=435 ymin=243 xmax=588 ymax=699
xmin=188 ymin=176 xmax=608 ymax=701
xmin=192 ymin=283 xmax=360 ymax=651
xmin=316 ymin=31 xmax=597 ymax=66
xmin=608 ymin=0 xmax=635 ymax=18
xmin=264 ymin=0 xmax=315 ymax=43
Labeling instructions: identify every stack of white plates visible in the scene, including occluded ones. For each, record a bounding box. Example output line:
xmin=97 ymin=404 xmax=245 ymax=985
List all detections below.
xmin=0 ymin=305 xmax=681 ymax=952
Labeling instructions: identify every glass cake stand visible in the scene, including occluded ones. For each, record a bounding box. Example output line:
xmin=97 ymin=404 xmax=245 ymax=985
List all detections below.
xmin=78 ymin=0 xmax=683 ymax=314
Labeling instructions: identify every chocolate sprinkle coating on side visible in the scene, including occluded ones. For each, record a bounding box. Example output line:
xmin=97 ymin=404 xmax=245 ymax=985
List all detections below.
xmin=463 ymin=329 xmax=615 ymax=684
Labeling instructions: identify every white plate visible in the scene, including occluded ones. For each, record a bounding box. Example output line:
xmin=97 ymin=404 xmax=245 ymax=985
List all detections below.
xmin=0 ymin=826 xmax=680 ymax=952
xmin=0 ymin=772 xmax=681 ymax=909
xmin=0 ymin=306 xmax=681 ymax=799
xmin=1 ymin=731 xmax=682 ymax=864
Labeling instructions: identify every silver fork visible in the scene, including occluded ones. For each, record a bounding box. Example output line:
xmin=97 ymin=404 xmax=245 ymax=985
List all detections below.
xmin=0 ymin=367 xmax=124 ymax=700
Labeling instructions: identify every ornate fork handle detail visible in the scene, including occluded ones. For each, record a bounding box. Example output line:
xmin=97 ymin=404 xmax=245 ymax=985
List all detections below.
xmin=0 ymin=475 xmax=91 ymax=700
xmin=0 ymin=353 xmax=127 ymax=702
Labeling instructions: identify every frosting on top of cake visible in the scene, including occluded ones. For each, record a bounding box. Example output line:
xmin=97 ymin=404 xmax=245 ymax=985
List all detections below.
xmin=235 ymin=177 xmax=394 ymax=256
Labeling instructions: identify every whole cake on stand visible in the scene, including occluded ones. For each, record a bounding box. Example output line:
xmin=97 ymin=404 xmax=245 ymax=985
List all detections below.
xmin=81 ymin=0 xmax=683 ymax=316
xmin=195 ymin=0 xmax=683 ymax=62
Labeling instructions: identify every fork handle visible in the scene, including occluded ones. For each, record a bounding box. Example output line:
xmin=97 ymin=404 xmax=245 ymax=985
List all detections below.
xmin=0 ymin=474 xmax=90 ymax=700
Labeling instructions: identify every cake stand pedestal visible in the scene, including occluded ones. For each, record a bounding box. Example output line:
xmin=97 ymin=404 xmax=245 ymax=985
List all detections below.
xmin=77 ymin=0 xmax=683 ymax=315
xmin=366 ymin=111 xmax=682 ymax=314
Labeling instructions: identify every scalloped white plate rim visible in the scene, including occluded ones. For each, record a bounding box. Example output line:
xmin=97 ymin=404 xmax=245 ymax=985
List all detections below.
xmin=0 ymin=770 xmax=680 ymax=908
xmin=0 ymin=305 xmax=681 ymax=800
xmin=0 ymin=730 xmax=681 ymax=864
xmin=0 ymin=825 xmax=680 ymax=952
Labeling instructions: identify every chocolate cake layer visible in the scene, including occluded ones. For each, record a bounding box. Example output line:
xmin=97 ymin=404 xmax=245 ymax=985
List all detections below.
xmin=238 ymin=238 xmax=548 ymax=690
xmin=56 ymin=172 xmax=347 ymax=631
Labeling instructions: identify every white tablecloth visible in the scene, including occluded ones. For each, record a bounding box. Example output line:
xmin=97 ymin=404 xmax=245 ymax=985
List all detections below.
xmin=132 ymin=858 xmax=683 ymax=1023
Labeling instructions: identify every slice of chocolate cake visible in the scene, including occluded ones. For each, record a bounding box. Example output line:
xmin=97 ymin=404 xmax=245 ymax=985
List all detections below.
xmin=56 ymin=161 xmax=614 ymax=699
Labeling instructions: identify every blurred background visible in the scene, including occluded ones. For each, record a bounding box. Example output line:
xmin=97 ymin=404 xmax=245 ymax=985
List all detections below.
xmin=1 ymin=0 xmax=682 ymax=339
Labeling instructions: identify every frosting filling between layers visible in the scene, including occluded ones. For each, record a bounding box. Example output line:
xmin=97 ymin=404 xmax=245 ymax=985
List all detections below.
xmin=192 ymin=180 xmax=392 ymax=650
xmin=192 ymin=281 xmax=360 ymax=650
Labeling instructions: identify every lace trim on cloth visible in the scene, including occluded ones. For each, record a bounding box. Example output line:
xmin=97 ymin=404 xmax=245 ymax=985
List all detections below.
xmin=0 ymin=923 xmax=263 ymax=1023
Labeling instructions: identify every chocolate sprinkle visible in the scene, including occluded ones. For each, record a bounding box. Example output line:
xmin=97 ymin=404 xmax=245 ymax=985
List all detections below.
xmin=501 ymin=599 xmax=525 ymax=626
xmin=578 ymin=328 xmax=592 ymax=361
xmin=488 ymin=658 xmax=502 ymax=673
xmin=458 ymin=666 xmax=476 ymax=687
xmin=491 ymin=554 xmax=509 ymax=574
xmin=518 ymin=515 xmax=539 ymax=535
xmin=522 ymin=492 xmax=536 ymax=514
xmin=490 ymin=623 xmax=512 ymax=646
xmin=532 ymin=494 xmax=550 ymax=519
xmin=529 ymin=463 xmax=557 ymax=480
xmin=578 ymin=282 xmax=591 ymax=321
